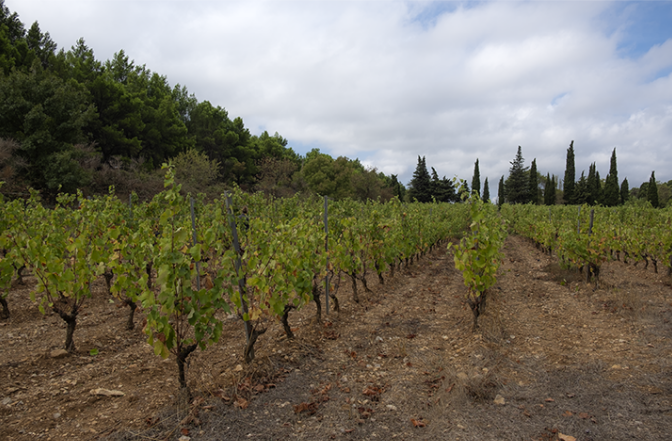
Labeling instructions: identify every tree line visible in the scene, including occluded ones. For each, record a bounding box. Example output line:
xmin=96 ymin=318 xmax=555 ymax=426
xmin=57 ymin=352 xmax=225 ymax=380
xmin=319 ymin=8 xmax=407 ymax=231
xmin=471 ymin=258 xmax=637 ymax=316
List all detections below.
xmin=0 ymin=1 xmax=402 ymax=202
xmin=496 ymin=142 xmax=670 ymax=208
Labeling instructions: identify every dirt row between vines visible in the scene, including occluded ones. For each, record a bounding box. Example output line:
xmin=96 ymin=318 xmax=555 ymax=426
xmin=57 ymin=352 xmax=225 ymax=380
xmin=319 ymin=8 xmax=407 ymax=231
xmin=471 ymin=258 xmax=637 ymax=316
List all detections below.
xmin=1 ymin=235 xmax=672 ymax=441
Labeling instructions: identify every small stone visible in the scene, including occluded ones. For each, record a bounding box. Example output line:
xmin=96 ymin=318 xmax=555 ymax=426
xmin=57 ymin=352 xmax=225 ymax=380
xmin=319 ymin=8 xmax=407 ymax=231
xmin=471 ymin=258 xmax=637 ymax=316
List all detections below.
xmin=234 ymin=364 xmax=243 ymax=372
xmin=457 ymin=372 xmax=468 ymax=381
xmin=178 ymin=436 xmax=191 ymax=441
xmin=90 ymin=388 xmax=125 ymax=397
xmin=51 ymin=349 xmax=69 ymax=359
xmin=494 ymin=394 xmax=506 ymax=405
xmin=53 ymin=412 xmax=61 ymax=419
xmin=386 ymin=404 xmax=397 ymax=411
xmin=2 ymin=397 xmax=12 ymax=406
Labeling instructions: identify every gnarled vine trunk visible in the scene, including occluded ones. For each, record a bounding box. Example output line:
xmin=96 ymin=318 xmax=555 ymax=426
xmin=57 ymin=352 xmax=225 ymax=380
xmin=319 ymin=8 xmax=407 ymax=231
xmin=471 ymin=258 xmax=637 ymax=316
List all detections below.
xmin=349 ymin=272 xmax=359 ymax=303
xmin=124 ymin=299 xmax=137 ymax=330
xmin=243 ymin=326 xmax=267 ymax=364
xmin=177 ymin=343 xmax=197 ymax=390
xmin=281 ymin=304 xmax=295 ymax=339
xmin=0 ymin=297 xmax=9 ymax=319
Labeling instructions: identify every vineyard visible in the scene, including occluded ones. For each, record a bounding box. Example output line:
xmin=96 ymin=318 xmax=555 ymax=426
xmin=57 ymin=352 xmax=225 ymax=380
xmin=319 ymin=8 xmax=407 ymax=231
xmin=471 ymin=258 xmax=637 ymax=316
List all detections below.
xmin=1 ymin=172 xmax=672 ymax=440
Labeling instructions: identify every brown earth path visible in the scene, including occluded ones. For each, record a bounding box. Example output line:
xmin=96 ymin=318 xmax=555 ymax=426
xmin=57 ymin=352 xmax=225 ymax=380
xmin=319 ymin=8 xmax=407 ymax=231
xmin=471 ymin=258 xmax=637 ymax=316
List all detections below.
xmin=1 ymin=235 xmax=671 ymax=441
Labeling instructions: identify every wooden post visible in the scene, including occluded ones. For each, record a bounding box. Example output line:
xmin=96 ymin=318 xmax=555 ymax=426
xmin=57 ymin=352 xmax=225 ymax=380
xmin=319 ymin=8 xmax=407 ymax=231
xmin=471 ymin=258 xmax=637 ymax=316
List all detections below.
xmin=225 ymin=192 xmax=251 ymax=341
xmin=324 ymin=196 xmax=329 ymax=315
xmin=190 ymin=197 xmax=200 ymax=291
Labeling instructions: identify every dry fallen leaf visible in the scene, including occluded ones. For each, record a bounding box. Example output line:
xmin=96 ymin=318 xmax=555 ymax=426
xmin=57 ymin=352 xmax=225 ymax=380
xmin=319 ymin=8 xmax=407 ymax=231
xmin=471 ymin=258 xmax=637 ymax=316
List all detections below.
xmin=410 ymin=418 xmax=426 ymax=428
xmin=293 ymin=402 xmax=318 ymax=415
xmin=558 ymin=434 xmax=576 ymax=441
xmin=234 ymin=396 xmax=249 ymax=409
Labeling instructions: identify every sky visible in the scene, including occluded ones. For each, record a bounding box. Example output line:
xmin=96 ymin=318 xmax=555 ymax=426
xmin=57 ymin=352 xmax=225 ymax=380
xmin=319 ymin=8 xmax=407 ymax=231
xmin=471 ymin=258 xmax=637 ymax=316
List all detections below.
xmin=5 ymin=0 xmax=672 ymax=193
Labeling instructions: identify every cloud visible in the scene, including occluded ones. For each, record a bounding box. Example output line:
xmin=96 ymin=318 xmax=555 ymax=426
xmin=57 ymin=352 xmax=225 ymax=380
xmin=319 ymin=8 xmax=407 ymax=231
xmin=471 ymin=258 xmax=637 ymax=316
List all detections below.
xmin=5 ymin=0 xmax=672 ymax=191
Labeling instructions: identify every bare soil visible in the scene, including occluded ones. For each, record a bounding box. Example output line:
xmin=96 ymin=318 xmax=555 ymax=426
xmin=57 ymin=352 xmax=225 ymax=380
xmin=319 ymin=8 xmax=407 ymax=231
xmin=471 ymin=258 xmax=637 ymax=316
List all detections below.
xmin=1 ymin=235 xmax=672 ymax=441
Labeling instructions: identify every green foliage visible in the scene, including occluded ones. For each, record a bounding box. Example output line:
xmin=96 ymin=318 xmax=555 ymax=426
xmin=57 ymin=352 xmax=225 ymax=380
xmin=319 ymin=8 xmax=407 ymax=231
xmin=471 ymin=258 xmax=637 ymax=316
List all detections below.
xmin=449 ymin=196 xmax=506 ymax=329
xmin=140 ymin=165 xmax=229 ymax=387
xmin=4 ymin=190 xmax=117 ymax=350
xmin=0 ymin=64 xmax=96 ymax=191
xmin=620 ymin=178 xmax=629 ymax=204
xmin=529 ymin=158 xmax=539 ymax=205
xmin=504 ymin=146 xmax=529 ymax=204
xmin=543 ymin=173 xmax=557 ymax=206
xmin=603 ymin=148 xmax=620 ymax=206
xmin=497 ymin=176 xmax=504 ymax=208
xmin=408 ymin=156 xmax=432 ymax=203
xmin=302 ymin=153 xmax=353 ymax=199
xmin=648 ymin=172 xmax=659 ymax=208
xmin=471 ymin=159 xmax=480 ymax=198
xmin=430 ymin=167 xmax=456 ymax=203
xmin=482 ymin=177 xmax=490 ymax=203
xmin=563 ymin=141 xmax=576 ymax=204
xmin=172 ymin=148 xmax=222 ymax=193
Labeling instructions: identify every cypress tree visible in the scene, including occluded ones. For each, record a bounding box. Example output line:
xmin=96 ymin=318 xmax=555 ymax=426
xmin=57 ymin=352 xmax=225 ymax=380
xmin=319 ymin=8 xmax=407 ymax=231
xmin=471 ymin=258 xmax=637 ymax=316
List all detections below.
xmin=620 ymin=178 xmax=629 ymax=204
xmin=482 ymin=177 xmax=490 ymax=203
xmin=498 ymin=175 xmax=505 ymax=207
xmin=563 ymin=141 xmax=576 ymax=204
xmin=648 ymin=172 xmax=659 ymax=208
xmin=471 ymin=159 xmax=481 ymax=197
xmin=408 ymin=156 xmax=432 ymax=202
xmin=595 ymin=170 xmax=603 ymax=205
xmin=543 ymin=173 xmax=552 ymax=205
xmin=603 ymin=148 xmax=620 ymax=206
xmin=505 ymin=146 xmax=529 ymax=204
xmin=529 ymin=158 xmax=539 ymax=204
xmin=586 ymin=163 xmax=596 ymax=205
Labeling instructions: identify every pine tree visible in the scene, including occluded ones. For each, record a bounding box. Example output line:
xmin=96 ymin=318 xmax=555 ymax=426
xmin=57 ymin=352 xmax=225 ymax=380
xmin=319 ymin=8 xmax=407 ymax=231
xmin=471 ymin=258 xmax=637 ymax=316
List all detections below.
xmin=529 ymin=158 xmax=539 ymax=205
xmin=498 ymin=175 xmax=505 ymax=207
xmin=563 ymin=141 xmax=576 ymax=204
xmin=603 ymin=148 xmax=620 ymax=206
xmin=648 ymin=172 xmax=659 ymax=208
xmin=408 ymin=156 xmax=432 ymax=202
xmin=504 ymin=146 xmax=529 ymax=204
xmin=441 ymin=176 xmax=457 ymax=203
xmin=575 ymin=172 xmax=589 ymax=204
xmin=471 ymin=159 xmax=481 ymax=197
xmin=482 ymin=177 xmax=490 ymax=203
xmin=430 ymin=167 xmax=441 ymax=201
xmin=430 ymin=167 xmax=456 ymax=202
xmin=620 ymin=178 xmax=629 ymax=204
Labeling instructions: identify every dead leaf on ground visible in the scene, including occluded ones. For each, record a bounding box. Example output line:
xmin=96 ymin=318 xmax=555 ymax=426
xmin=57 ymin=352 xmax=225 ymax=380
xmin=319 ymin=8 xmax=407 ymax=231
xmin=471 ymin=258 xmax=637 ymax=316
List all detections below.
xmin=293 ymin=402 xmax=319 ymax=415
xmin=558 ymin=434 xmax=576 ymax=441
xmin=410 ymin=418 xmax=426 ymax=428
xmin=234 ymin=396 xmax=249 ymax=409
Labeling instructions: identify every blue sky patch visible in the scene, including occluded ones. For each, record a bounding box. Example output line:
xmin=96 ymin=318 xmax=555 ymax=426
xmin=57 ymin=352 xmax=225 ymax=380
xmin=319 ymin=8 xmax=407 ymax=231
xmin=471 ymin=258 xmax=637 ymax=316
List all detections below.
xmin=602 ymin=1 xmax=672 ymax=59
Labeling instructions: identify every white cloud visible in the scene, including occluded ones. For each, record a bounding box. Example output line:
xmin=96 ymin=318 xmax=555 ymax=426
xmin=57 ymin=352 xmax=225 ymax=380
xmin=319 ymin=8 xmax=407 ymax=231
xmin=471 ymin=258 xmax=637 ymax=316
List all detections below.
xmin=5 ymin=0 xmax=672 ymax=191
